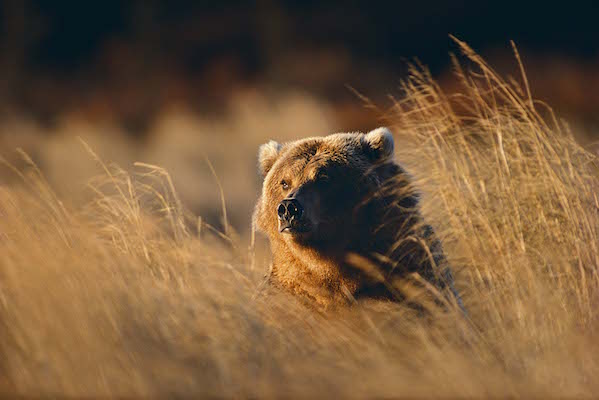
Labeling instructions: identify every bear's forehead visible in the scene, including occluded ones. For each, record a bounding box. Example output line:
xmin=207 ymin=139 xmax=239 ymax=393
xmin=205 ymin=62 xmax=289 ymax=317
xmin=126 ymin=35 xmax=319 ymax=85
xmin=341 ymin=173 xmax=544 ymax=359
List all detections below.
xmin=276 ymin=136 xmax=367 ymax=173
xmin=283 ymin=135 xmax=362 ymax=160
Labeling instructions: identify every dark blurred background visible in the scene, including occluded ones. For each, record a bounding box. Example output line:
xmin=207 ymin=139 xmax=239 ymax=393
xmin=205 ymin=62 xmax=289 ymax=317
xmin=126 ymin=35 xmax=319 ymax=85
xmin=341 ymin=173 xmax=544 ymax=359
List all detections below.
xmin=1 ymin=0 xmax=598 ymax=229
xmin=1 ymin=0 xmax=598 ymax=139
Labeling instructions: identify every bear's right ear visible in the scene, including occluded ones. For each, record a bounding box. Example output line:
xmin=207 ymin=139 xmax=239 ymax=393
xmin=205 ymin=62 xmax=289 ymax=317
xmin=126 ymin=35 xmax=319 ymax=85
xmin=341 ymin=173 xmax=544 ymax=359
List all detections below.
xmin=362 ymin=127 xmax=395 ymax=161
xmin=258 ymin=140 xmax=282 ymax=176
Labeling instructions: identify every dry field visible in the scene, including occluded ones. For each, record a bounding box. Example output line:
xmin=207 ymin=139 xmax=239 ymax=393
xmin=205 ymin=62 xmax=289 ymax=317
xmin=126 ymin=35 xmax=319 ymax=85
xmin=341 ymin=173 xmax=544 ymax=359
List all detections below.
xmin=0 ymin=41 xmax=598 ymax=397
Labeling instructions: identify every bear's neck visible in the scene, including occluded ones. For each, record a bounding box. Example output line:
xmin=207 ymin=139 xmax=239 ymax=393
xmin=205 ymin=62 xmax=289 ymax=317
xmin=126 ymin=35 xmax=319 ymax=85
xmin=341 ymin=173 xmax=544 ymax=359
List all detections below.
xmin=270 ymin=239 xmax=361 ymax=306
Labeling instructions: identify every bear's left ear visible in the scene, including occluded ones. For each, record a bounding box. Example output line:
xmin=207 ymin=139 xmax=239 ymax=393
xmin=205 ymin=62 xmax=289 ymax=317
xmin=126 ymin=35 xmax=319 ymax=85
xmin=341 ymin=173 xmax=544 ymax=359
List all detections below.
xmin=258 ymin=140 xmax=282 ymax=176
xmin=362 ymin=127 xmax=395 ymax=161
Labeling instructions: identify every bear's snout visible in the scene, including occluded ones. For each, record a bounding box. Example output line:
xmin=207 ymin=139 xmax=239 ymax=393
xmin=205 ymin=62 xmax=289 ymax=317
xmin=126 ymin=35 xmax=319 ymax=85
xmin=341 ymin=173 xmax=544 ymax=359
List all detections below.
xmin=277 ymin=199 xmax=304 ymax=232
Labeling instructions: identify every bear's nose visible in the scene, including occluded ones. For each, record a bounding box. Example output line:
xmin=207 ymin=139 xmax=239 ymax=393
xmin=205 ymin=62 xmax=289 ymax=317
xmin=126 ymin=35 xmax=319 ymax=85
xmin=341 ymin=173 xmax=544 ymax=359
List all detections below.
xmin=277 ymin=199 xmax=303 ymax=221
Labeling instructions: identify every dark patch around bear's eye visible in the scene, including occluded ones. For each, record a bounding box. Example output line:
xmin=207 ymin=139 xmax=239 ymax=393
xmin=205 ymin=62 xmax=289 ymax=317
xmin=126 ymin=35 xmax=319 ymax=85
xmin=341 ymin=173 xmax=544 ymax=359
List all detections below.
xmin=280 ymin=180 xmax=290 ymax=190
xmin=317 ymin=171 xmax=329 ymax=182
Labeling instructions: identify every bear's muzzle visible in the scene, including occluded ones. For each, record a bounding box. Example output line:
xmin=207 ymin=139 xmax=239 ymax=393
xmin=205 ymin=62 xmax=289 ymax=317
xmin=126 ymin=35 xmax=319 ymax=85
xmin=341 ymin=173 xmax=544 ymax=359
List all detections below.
xmin=277 ymin=198 xmax=305 ymax=233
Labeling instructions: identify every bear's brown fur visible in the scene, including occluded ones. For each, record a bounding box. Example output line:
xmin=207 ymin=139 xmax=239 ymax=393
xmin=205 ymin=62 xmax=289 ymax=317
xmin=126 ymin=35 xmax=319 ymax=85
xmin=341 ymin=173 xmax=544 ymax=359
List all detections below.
xmin=253 ymin=128 xmax=462 ymax=309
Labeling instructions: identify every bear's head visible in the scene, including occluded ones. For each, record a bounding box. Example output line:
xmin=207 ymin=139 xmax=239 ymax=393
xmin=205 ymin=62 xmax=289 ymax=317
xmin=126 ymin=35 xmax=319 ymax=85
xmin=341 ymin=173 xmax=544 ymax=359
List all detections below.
xmin=254 ymin=128 xmax=396 ymax=250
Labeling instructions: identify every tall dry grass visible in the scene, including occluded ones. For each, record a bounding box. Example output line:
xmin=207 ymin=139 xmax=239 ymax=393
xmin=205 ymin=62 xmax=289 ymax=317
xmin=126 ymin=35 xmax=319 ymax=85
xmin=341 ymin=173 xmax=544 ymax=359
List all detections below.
xmin=0 ymin=43 xmax=598 ymax=397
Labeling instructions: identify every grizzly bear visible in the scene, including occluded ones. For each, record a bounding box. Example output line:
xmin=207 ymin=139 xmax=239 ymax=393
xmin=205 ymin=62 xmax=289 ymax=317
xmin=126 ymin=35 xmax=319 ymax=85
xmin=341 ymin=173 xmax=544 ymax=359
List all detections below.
xmin=253 ymin=128 xmax=463 ymax=310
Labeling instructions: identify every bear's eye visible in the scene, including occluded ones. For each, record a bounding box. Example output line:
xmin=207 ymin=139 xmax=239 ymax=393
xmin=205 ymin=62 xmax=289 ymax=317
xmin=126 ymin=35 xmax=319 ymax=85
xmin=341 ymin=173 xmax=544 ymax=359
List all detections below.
xmin=317 ymin=172 xmax=329 ymax=182
xmin=280 ymin=180 xmax=290 ymax=190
